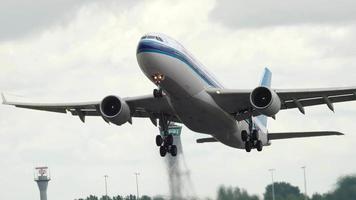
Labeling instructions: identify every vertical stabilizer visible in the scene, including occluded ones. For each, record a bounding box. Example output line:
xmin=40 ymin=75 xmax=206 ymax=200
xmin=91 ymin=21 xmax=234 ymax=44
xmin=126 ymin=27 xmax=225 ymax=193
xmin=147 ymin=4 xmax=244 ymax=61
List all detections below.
xmin=257 ymin=68 xmax=272 ymax=127
xmin=260 ymin=68 xmax=272 ymax=87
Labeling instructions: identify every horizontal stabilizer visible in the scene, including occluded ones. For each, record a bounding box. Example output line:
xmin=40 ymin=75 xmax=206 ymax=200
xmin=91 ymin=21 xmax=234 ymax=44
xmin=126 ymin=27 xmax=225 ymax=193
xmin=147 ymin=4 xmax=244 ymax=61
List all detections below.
xmin=268 ymin=131 xmax=344 ymax=140
xmin=196 ymin=137 xmax=218 ymax=143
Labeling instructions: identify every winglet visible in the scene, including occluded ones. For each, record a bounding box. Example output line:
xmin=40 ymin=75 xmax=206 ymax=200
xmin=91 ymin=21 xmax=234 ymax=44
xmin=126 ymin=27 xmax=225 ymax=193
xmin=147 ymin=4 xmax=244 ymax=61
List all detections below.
xmin=335 ymin=131 xmax=345 ymax=136
xmin=1 ymin=93 xmax=7 ymax=104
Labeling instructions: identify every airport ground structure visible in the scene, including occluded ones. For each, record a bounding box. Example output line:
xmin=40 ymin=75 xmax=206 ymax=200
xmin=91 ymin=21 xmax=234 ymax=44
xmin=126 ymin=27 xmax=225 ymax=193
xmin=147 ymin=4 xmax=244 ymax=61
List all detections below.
xmin=74 ymin=174 xmax=356 ymax=200
xmin=34 ymin=167 xmax=51 ymax=200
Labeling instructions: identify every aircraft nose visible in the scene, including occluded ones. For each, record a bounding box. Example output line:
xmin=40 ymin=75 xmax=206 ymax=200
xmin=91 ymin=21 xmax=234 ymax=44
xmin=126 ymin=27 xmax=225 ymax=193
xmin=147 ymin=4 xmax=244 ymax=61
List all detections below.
xmin=136 ymin=40 xmax=151 ymax=55
xmin=136 ymin=38 xmax=166 ymax=55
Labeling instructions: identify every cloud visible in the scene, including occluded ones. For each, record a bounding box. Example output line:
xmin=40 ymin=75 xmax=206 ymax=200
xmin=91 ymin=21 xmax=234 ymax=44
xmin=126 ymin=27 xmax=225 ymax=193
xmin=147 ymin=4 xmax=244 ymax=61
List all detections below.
xmin=0 ymin=0 xmax=135 ymax=41
xmin=210 ymin=0 xmax=356 ymax=28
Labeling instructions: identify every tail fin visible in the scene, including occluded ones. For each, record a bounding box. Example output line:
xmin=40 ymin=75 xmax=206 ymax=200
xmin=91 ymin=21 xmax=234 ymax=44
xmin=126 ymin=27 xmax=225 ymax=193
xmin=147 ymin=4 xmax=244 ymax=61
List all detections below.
xmin=257 ymin=68 xmax=272 ymax=127
xmin=260 ymin=67 xmax=272 ymax=87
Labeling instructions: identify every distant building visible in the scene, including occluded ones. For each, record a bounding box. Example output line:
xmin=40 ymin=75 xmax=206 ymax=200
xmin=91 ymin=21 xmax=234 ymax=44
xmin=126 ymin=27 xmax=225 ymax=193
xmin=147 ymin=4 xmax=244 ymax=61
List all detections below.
xmin=34 ymin=167 xmax=51 ymax=200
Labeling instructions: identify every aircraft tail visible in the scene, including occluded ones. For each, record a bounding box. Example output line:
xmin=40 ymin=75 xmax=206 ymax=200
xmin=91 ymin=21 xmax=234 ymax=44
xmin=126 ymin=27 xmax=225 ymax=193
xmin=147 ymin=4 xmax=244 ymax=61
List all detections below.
xmin=257 ymin=68 xmax=272 ymax=127
xmin=259 ymin=67 xmax=272 ymax=87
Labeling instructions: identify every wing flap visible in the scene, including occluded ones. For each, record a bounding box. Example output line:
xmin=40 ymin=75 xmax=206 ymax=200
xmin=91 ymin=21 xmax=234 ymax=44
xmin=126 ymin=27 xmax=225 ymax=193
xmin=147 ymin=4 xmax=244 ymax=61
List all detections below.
xmin=2 ymin=93 xmax=100 ymax=113
xmin=268 ymin=131 xmax=344 ymax=140
xmin=206 ymin=88 xmax=251 ymax=114
xmin=124 ymin=95 xmax=175 ymax=116
xmin=6 ymin=101 xmax=99 ymax=113
xmin=277 ymin=87 xmax=356 ymax=101
xmin=282 ymin=93 xmax=356 ymax=110
xmin=206 ymin=86 xmax=356 ymax=122
xmin=15 ymin=105 xmax=68 ymax=113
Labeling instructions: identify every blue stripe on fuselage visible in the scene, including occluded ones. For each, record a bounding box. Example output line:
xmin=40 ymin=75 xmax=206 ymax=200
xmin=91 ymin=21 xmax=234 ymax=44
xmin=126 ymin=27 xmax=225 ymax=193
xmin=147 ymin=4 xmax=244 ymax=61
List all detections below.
xmin=137 ymin=40 xmax=221 ymax=88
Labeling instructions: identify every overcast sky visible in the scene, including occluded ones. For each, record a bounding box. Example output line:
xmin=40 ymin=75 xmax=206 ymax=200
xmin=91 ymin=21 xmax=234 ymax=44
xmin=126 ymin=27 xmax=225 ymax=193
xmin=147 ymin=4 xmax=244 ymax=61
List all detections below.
xmin=1 ymin=0 xmax=356 ymax=199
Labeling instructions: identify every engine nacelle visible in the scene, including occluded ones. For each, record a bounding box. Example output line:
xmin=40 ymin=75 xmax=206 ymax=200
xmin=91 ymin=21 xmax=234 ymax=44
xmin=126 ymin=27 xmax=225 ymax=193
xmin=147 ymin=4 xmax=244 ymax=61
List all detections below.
xmin=100 ymin=95 xmax=131 ymax=126
xmin=250 ymin=86 xmax=281 ymax=117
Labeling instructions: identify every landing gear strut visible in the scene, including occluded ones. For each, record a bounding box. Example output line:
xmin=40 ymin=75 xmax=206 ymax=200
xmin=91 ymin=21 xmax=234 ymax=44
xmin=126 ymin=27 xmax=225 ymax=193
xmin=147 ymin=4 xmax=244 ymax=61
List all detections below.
xmin=155 ymin=114 xmax=178 ymax=157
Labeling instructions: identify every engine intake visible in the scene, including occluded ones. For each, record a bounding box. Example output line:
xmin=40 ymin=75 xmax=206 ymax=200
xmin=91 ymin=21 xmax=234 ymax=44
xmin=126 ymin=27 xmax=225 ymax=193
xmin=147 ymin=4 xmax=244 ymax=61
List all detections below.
xmin=250 ymin=86 xmax=281 ymax=116
xmin=100 ymin=95 xmax=131 ymax=126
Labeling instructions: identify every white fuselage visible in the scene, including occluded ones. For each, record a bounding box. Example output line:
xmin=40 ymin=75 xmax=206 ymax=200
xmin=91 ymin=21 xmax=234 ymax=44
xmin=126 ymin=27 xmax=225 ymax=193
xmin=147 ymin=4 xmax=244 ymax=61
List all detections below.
xmin=136 ymin=34 xmax=267 ymax=149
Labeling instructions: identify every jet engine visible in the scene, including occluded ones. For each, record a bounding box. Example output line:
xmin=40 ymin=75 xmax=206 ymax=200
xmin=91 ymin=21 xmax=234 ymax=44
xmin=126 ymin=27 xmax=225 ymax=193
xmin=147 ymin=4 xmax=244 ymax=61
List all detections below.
xmin=250 ymin=86 xmax=281 ymax=117
xmin=100 ymin=95 xmax=131 ymax=126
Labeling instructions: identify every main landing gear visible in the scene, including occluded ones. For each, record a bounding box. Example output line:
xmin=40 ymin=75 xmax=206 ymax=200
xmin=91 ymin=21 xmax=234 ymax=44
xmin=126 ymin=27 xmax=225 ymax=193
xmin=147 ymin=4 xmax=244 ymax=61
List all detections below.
xmin=156 ymin=134 xmax=177 ymax=157
xmin=242 ymin=116 xmax=263 ymax=152
xmin=155 ymin=114 xmax=178 ymax=157
xmin=242 ymin=130 xmax=263 ymax=152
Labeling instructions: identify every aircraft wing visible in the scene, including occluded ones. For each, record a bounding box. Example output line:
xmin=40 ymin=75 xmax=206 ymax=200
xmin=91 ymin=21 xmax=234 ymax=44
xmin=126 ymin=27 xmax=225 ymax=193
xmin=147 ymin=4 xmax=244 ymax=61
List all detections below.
xmin=276 ymin=87 xmax=356 ymax=111
xmin=207 ymin=87 xmax=356 ymax=120
xmin=268 ymin=131 xmax=344 ymax=140
xmin=1 ymin=93 xmax=178 ymax=123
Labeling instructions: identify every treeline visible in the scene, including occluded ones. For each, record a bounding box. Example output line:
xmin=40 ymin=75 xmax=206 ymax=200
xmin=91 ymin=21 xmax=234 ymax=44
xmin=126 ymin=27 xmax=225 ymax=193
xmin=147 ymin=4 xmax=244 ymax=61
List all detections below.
xmin=75 ymin=195 xmax=166 ymax=200
xmin=75 ymin=175 xmax=356 ymax=200
xmin=262 ymin=175 xmax=356 ymax=200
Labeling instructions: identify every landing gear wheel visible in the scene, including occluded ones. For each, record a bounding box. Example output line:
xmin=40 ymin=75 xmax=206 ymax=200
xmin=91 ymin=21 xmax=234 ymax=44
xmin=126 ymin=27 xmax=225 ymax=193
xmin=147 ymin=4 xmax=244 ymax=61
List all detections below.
xmin=165 ymin=135 xmax=174 ymax=146
xmin=155 ymin=135 xmax=163 ymax=146
xmin=159 ymin=146 xmax=167 ymax=157
xmin=170 ymin=145 xmax=177 ymax=157
xmin=241 ymin=130 xmax=248 ymax=142
xmin=153 ymin=89 xmax=163 ymax=98
xmin=256 ymin=140 xmax=263 ymax=152
xmin=245 ymin=141 xmax=252 ymax=152
xmin=251 ymin=130 xmax=259 ymax=141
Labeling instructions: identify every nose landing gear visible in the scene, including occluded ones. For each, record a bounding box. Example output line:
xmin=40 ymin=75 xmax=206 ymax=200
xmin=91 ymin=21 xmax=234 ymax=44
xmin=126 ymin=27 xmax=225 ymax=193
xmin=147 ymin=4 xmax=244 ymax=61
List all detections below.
xmin=153 ymin=88 xmax=163 ymax=98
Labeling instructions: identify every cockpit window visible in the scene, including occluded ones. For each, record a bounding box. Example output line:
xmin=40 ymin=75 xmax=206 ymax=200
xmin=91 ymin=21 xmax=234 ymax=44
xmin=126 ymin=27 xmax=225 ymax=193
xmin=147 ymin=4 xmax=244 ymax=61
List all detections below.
xmin=156 ymin=36 xmax=163 ymax=42
xmin=141 ymin=35 xmax=164 ymax=42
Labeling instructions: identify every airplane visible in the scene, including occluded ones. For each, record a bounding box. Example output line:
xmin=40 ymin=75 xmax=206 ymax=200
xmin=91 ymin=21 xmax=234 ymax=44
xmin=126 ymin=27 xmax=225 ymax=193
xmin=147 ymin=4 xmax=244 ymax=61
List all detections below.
xmin=3 ymin=32 xmax=354 ymax=157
